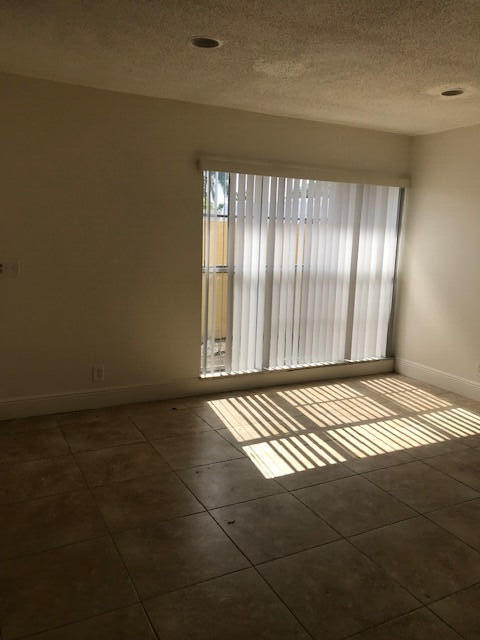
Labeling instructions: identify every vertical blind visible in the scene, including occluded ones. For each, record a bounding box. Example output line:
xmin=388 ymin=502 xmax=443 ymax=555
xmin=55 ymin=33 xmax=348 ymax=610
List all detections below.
xmin=201 ymin=170 xmax=401 ymax=376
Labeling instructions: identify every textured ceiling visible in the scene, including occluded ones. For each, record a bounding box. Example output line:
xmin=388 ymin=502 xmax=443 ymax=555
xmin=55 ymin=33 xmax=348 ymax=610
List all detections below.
xmin=1 ymin=0 xmax=480 ymax=134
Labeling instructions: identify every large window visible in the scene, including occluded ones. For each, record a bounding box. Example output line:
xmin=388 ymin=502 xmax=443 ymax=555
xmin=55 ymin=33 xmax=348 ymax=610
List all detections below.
xmin=201 ymin=170 xmax=402 ymax=377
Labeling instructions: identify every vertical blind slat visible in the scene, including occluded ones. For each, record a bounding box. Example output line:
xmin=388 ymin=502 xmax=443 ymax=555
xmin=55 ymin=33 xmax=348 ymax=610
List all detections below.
xmin=225 ymin=172 xmax=236 ymax=373
xmin=297 ymin=179 xmax=315 ymax=364
xmin=231 ymin=173 xmax=245 ymax=371
xmin=269 ymin=177 xmax=285 ymax=368
xmin=305 ymin=180 xmax=323 ymax=364
xmin=292 ymin=179 xmax=308 ymax=365
xmin=284 ymin=178 xmax=299 ymax=366
xmin=376 ymin=188 xmax=400 ymax=355
xmin=262 ymin=177 xmax=277 ymax=369
xmin=313 ymin=182 xmax=331 ymax=362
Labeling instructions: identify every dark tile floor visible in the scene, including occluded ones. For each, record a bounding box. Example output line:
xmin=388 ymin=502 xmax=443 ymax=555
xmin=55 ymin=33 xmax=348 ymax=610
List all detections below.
xmin=1 ymin=373 xmax=480 ymax=639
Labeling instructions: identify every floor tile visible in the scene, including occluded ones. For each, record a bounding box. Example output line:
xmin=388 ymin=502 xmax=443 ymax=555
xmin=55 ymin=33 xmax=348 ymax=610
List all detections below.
xmin=427 ymin=448 xmax=480 ymax=490
xmin=56 ymin=406 xmax=127 ymax=425
xmin=436 ymin=391 xmax=480 ymax=408
xmin=114 ymin=512 xmax=249 ymax=598
xmin=351 ymin=607 xmax=461 ymax=639
xmin=274 ymin=380 xmax=362 ymax=406
xmin=430 ymin=583 xmax=480 ymax=639
xmin=0 ymin=428 xmax=69 ymax=465
xmin=295 ymin=396 xmax=395 ymax=429
xmin=385 ymin=390 xmax=453 ymax=413
xmin=366 ymin=461 xmax=478 ymax=512
xmin=0 ymin=536 xmax=137 ymax=640
xmin=343 ymin=450 xmax=413 ymax=473
xmin=0 ymin=414 xmax=57 ymax=435
xmin=192 ymin=405 xmax=231 ymax=429
xmin=3 ymin=375 xmax=478 ymax=639
xmin=29 ymin=604 xmax=156 ymax=640
xmin=355 ymin=374 xmax=419 ymax=396
xmin=466 ymin=434 xmax=480 ymax=447
xmin=132 ymin=409 xmax=212 ymax=440
xmin=75 ymin=443 xmax=169 ymax=487
xmin=61 ymin=417 xmax=144 ymax=452
xmin=93 ymin=472 xmax=204 ymax=531
xmin=145 ymin=568 xmax=309 ymax=639
xmin=0 ymin=490 xmax=106 ymax=560
xmin=352 ymin=516 xmax=480 ymax=603
xmin=211 ymin=493 xmax=338 ymax=563
xmin=0 ymin=456 xmax=85 ymax=504
xmin=276 ymin=461 xmax=355 ymax=491
xmin=294 ymin=476 xmax=415 ymax=536
xmin=191 ymin=397 xmax=307 ymax=442
xmin=258 ymin=539 xmax=418 ymax=640
xmin=428 ymin=498 xmax=480 ymax=550
xmin=151 ymin=431 xmax=243 ymax=469
xmin=404 ymin=378 xmax=453 ymax=395
xmin=179 ymin=457 xmax=283 ymax=509
xmin=408 ymin=438 xmax=470 ymax=459
xmin=215 ymin=427 xmax=247 ymax=452
xmin=127 ymin=396 xmax=208 ymax=415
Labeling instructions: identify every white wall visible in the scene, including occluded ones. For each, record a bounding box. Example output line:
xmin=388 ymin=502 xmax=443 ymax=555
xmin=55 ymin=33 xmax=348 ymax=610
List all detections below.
xmin=395 ymin=124 xmax=480 ymax=398
xmin=1 ymin=73 xmax=409 ymax=417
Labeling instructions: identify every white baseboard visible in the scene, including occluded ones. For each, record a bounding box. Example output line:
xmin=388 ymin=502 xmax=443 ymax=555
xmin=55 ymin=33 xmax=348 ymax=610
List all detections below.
xmin=395 ymin=358 xmax=480 ymax=401
xmin=0 ymin=358 xmax=394 ymax=420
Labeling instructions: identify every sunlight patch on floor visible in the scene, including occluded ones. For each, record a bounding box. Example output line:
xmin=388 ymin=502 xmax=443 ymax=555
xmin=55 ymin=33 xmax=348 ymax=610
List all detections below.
xmin=244 ymin=407 xmax=480 ymax=478
xmin=206 ymin=393 xmax=305 ymax=441
xmin=204 ymin=377 xmax=480 ymax=479
xmin=387 ymin=390 xmax=452 ymax=412
xmin=243 ymin=432 xmax=347 ymax=479
xmin=359 ymin=376 xmax=421 ymax=394
xmin=421 ymin=407 xmax=480 ymax=437
xmin=277 ymin=383 xmax=360 ymax=406
xmin=297 ymin=396 xmax=395 ymax=428
xmin=359 ymin=377 xmax=452 ymax=411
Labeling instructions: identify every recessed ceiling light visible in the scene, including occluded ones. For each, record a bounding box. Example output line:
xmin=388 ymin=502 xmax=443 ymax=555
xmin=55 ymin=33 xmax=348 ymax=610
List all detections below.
xmin=441 ymin=88 xmax=465 ymax=96
xmin=190 ymin=36 xmax=221 ymax=49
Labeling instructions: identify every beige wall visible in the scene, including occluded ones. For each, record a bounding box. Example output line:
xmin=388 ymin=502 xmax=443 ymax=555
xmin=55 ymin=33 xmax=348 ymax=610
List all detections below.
xmin=395 ymin=124 xmax=480 ymax=387
xmin=1 ymin=73 xmax=408 ymax=414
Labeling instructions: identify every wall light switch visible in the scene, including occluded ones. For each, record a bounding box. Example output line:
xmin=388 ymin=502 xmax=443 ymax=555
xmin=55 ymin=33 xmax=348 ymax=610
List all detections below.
xmin=0 ymin=261 xmax=19 ymax=277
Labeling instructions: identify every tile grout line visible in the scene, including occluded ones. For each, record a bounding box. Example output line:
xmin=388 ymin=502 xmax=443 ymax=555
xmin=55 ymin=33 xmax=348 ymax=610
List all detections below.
xmin=0 ymin=532 xmax=110 ymax=565
xmin=357 ymin=469 xmax=480 ymax=557
xmin=423 ymin=608 xmax=469 ymax=640
xmin=207 ymin=509 xmax=316 ymax=640
xmin=0 ymin=458 xmax=88 ymax=507
xmin=421 ymin=453 xmax=480 ymax=493
xmin=284 ymin=489 xmax=430 ymax=628
xmin=62 ymin=434 xmax=162 ymax=640
xmin=144 ymin=435 xmax=316 ymax=639
xmin=289 ymin=475 xmax=480 ymax=633
xmin=359 ymin=464 xmax=480 ymax=520
xmin=118 ymin=375 xmax=480 ymax=636
xmin=347 ymin=526 xmax=480 ymax=611
xmin=418 ymin=492 xmax=480 ymax=516
xmin=158 ymin=455 xmax=317 ymax=640
xmin=341 ymin=606 xmax=466 ymax=640
xmin=10 ymin=603 xmax=155 ymax=640
xmin=4 ymin=374 xmax=480 ymax=638
xmin=85 ymin=454 xmax=480 ymax=639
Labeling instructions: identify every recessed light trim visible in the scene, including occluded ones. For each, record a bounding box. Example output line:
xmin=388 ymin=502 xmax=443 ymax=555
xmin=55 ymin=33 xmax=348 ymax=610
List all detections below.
xmin=190 ymin=36 xmax=221 ymax=49
xmin=441 ymin=88 xmax=465 ymax=97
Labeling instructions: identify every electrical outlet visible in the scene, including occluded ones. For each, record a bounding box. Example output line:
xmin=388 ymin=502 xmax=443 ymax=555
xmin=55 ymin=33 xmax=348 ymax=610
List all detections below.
xmin=91 ymin=364 xmax=105 ymax=383
xmin=0 ymin=261 xmax=19 ymax=277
